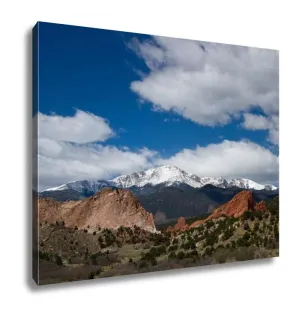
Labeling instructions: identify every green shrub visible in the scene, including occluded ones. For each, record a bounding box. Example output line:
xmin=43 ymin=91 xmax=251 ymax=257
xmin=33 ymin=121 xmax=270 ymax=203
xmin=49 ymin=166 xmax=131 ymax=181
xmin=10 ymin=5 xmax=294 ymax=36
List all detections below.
xmin=244 ymin=222 xmax=250 ymax=230
xmin=95 ymin=268 xmax=101 ymax=276
xmin=168 ymin=252 xmax=176 ymax=259
xmin=151 ymin=258 xmax=157 ymax=266
xmin=88 ymin=271 xmax=94 ymax=279
xmin=54 ymin=254 xmax=63 ymax=266
xmin=177 ymin=251 xmax=185 ymax=260
xmin=139 ymin=260 xmax=148 ymax=268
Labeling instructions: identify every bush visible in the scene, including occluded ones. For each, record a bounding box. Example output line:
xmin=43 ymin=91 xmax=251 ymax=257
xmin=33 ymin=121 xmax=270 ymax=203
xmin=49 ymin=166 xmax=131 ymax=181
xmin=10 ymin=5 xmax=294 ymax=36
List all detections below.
xmin=204 ymin=247 xmax=213 ymax=256
xmin=266 ymin=196 xmax=279 ymax=215
xmin=151 ymin=258 xmax=157 ymax=266
xmin=95 ymin=268 xmax=101 ymax=276
xmin=93 ymin=231 xmax=96 ymax=236
xmin=168 ymin=252 xmax=176 ymax=259
xmin=139 ymin=260 xmax=148 ymax=269
xmin=168 ymin=245 xmax=178 ymax=253
xmin=54 ymin=254 xmax=63 ymax=266
xmin=172 ymin=238 xmax=178 ymax=245
xmin=88 ymin=272 xmax=95 ymax=279
xmin=177 ymin=251 xmax=185 ymax=260
xmin=90 ymin=254 xmax=97 ymax=265
xmin=189 ymin=249 xmax=198 ymax=258
xmin=244 ymin=223 xmax=250 ymax=231
xmin=39 ymin=251 xmax=50 ymax=261
xmin=235 ymin=247 xmax=256 ymax=261
xmin=74 ymin=226 xmax=78 ymax=230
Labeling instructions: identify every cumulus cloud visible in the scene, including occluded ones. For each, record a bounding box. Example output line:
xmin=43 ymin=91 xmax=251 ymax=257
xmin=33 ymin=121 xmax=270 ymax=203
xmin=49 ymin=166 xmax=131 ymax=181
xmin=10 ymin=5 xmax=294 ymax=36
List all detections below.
xmin=38 ymin=137 xmax=278 ymax=190
xmin=157 ymin=140 xmax=279 ymax=185
xmin=38 ymin=139 xmax=157 ymax=190
xmin=129 ymin=36 xmax=279 ymax=127
xmin=38 ymin=109 xmax=114 ymax=143
xmin=37 ymin=110 xmax=158 ymax=190
xmin=242 ymin=113 xmax=279 ymax=145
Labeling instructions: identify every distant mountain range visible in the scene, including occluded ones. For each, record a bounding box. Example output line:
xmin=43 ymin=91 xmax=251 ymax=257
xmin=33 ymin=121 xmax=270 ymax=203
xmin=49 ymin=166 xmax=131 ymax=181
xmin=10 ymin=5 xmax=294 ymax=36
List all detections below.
xmin=43 ymin=165 xmax=277 ymax=195
xmin=40 ymin=166 xmax=278 ymax=223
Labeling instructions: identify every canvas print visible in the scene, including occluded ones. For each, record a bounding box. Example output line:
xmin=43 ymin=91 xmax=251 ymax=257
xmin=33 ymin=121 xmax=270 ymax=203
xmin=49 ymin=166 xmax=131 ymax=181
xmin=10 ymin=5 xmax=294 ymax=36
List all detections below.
xmin=32 ymin=22 xmax=279 ymax=285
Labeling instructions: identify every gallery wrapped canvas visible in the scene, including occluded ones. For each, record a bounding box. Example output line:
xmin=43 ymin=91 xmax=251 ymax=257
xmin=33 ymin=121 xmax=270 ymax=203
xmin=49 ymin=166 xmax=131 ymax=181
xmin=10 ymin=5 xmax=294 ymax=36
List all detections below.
xmin=32 ymin=22 xmax=279 ymax=285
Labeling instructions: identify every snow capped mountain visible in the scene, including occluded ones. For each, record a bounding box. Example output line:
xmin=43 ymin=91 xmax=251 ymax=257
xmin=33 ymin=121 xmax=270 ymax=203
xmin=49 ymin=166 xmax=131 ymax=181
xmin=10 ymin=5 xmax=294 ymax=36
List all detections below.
xmin=110 ymin=165 xmax=278 ymax=191
xmin=42 ymin=165 xmax=278 ymax=194
xmin=111 ymin=165 xmax=201 ymax=188
xmin=45 ymin=179 xmax=113 ymax=193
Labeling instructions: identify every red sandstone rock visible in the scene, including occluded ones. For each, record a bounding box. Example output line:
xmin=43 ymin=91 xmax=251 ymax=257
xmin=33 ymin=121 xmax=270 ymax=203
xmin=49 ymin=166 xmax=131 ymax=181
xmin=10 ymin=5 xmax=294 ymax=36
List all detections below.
xmin=167 ymin=216 xmax=189 ymax=232
xmin=189 ymin=190 xmax=259 ymax=228
xmin=208 ymin=190 xmax=255 ymax=219
xmin=254 ymin=201 xmax=267 ymax=211
xmin=189 ymin=219 xmax=205 ymax=228
xmin=38 ymin=188 xmax=156 ymax=232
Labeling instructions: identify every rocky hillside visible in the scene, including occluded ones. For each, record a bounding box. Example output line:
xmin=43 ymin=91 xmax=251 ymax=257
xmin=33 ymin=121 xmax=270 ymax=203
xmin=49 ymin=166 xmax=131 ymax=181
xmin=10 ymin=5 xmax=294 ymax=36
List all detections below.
xmin=38 ymin=188 xmax=156 ymax=232
xmin=167 ymin=190 xmax=268 ymax=231
xmin=137 ymin=185 xmax=277 ymax=222
xmin=38 ymin=195 xmax=279 ymax=285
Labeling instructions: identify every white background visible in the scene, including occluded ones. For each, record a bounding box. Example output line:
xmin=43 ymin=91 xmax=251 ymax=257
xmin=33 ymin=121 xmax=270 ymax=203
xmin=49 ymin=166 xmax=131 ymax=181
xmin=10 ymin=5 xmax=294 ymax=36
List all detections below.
xmin=0 ymin=0 xmax=299 ymax=317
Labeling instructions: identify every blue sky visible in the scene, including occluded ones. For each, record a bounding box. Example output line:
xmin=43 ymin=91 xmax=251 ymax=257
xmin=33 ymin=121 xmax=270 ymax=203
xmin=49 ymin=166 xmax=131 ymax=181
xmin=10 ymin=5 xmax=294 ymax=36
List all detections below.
xmin=37 ymin=22 xmax=279 ymax=190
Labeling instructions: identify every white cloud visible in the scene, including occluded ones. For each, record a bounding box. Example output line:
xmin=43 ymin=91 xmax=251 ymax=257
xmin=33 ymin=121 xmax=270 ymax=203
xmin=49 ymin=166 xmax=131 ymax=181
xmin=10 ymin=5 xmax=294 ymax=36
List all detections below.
xmin=38 ymin=110 xmax=158 ymax=190
xmin=38 ymin=139 xmax=158 ymax=190
xmin=38 ymin=109 xmax=114 ymax=143
xmin=129 ymin=36 xmax=279 ymax=126
xmin=38 ymin=137 xmax=278 ymax=190
xmin=158 ymin=140 xmax=279 ymax=185
xmin=242 ymin=113 xmax=279 ymax=145
xmin=242 ymin=113 xmax=272 ymax=130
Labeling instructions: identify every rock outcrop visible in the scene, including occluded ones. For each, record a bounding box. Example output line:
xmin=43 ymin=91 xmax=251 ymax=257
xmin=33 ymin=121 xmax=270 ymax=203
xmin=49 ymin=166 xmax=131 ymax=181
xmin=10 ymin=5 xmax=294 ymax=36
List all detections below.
xmin=254 ymin=201 xmax=267 ymax=211
xmin=188 ymin=191 xmax=266 ymax=229
xmin=38 ymin=188 xmax=156 ymax=232
xmin=167 ymin=217 xmax=189 ymax=233
xmin=206 ymin=190 xmax=255 ymax=219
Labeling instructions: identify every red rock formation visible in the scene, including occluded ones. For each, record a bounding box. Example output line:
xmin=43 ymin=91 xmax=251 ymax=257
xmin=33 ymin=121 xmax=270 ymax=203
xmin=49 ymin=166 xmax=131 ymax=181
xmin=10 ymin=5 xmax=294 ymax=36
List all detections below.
xmin=38 ymin=188 xmax=156 ymax=232
xmin=189 ymin=219 xmax=205 ymax=229
xmin=167 ymin=217 xmax=189 ymax=232
xmin=189 ymin=190 xmax=263 ymax=229
xmin=254 ymin=201 xmax=267 ymax=211
xmin=207 ymin=190 xmax=255 ymax=219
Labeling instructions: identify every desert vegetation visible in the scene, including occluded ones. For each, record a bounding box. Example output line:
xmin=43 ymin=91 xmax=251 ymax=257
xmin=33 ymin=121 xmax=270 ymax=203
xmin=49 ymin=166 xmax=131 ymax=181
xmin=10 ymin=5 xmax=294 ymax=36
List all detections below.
xmin=38 ymin=195 xmax=279 ymax=285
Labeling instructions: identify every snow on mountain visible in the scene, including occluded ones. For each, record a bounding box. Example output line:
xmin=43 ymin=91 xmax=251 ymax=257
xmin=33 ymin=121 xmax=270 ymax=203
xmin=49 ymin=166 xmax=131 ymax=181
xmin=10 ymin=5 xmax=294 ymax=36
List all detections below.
xmin=110 ymin=166 xmax=278 ymax=190
xmin=42 ymin=165 xmax=278 ymax=193
xmin=111 ymin=165 xmax=201 ymax=188
xmin=45 ymin=180 xmax=113 ymax=193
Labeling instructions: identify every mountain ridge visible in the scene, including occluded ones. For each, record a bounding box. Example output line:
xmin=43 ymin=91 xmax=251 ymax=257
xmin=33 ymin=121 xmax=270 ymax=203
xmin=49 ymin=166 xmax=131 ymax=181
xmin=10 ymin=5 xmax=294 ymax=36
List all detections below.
xmin=42 ymin=165 xmax=278 ymax=195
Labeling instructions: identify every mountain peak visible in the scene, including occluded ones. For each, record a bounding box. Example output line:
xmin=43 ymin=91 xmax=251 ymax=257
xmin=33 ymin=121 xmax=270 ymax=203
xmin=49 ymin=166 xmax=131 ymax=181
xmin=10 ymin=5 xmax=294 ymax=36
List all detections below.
xmin=42 ymin=166 xmax=278 ymax=194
